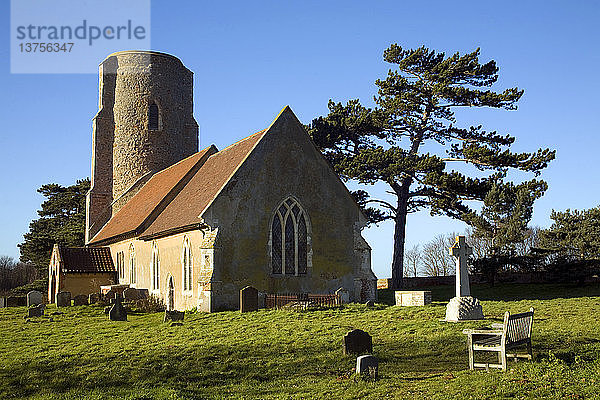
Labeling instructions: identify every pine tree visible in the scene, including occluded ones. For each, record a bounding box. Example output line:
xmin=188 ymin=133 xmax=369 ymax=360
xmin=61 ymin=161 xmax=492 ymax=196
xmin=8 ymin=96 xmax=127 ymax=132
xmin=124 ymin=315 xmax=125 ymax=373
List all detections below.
xmin=307 ymin=45 xmax=555 ymax=288
xmin=19 ymin=179 xmax=90 ymax=271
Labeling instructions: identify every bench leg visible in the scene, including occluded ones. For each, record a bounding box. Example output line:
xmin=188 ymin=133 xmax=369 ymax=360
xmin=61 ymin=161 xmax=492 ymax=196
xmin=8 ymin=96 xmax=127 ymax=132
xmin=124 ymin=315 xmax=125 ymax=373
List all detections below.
xmin=467 ymin=335 xmax=474 ymax=370
xmin=499 ymin=347 xmax=507 ymax=371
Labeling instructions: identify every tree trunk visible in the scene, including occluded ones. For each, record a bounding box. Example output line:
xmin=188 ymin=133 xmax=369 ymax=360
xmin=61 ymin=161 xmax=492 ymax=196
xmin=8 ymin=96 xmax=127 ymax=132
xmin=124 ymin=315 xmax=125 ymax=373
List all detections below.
xmin=391 ymin=187 xmax=410 ymax=289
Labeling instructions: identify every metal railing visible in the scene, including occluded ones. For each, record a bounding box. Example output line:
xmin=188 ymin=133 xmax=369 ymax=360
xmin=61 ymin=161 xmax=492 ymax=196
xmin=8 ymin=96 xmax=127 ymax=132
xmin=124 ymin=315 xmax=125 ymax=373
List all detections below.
xmin=265 ymin=293 xmax=340 ymax=309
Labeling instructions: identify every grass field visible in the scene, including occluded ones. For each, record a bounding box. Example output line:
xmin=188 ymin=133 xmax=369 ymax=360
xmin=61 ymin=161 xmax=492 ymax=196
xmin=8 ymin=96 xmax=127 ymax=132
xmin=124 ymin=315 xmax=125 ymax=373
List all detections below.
xmin=1 ymin=284 xmax=600 ymax=399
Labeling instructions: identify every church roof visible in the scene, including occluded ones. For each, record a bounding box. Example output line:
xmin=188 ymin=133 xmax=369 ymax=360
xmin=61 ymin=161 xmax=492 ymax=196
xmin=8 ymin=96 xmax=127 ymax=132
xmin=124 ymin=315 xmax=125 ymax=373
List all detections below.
xmin=89 ymin=128 xmax=267 ymax=245
xmin=56 ymin=246 xmax=115 ymax=273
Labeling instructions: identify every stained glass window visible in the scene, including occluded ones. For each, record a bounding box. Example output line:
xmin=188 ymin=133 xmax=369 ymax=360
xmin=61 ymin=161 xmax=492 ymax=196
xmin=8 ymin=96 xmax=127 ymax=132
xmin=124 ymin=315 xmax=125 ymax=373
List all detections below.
xmin=298 ymin=214 xmax=307 ymax=274
xmin=285 ymin=213 xmax=295 ymax=275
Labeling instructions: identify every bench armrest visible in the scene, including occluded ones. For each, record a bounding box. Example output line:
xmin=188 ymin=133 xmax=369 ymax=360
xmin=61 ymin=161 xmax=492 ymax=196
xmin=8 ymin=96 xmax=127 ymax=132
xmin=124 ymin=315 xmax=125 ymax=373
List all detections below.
xmin=462 ymin=329 xmax=503 ymax=336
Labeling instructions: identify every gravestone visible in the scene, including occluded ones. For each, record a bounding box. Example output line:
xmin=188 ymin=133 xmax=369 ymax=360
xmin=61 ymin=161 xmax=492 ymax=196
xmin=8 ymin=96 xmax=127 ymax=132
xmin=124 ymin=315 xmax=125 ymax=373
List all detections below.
xmin=343 ymin=329 xmax=373 ymax=355
xmin=104 ymin=290 xmax=117 ymax=302
xmin=56 ymin=291 xmax=71 ymax=307
xmin=27 ymin=290 xmax=43 ymax=307
xmin=28 ymin=304 xmax=45 ymax=318
xmin=356 ymin=354 xmax=378 ymax=379
xmin=240 ymin=286 xmax=258 ymax=313
xmin=335 ymin=288 xmax=350 ymax=304
xmin=365 ymin=300 xmax=375 ymax=308
xmin=395 ymin=291 xmax=432 ymax=307
xmin=88 ymin=293 xmax=101 ymax=304
xmin=7 ymin=296 xmax=27 ymax=307
xmin=137 ymin=289 xmax=149 ymax=299
xmin=123 ymin=288 xmax=141 ymax=301
xmin=164 ymin=310 xmax=184 ymax=322
xmin=445 ymin=236 xmax=484 ymax=322
xmin=73 ymin=294 xmax=88 ymax=306
xmin=109 ymin=295 xmax=127 ymax=321
xmin=0 ymin=297 xmax=5 ymax=308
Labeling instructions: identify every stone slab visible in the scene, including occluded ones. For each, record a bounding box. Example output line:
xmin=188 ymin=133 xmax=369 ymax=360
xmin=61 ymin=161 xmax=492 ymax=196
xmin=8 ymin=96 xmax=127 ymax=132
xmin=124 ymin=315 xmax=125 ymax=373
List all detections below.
xmin=356 ymin=354 xmax=378 ymax=378
xmin=28 ymin=304 xmax=45 ymax=317
xmin=240 ymin=286 xmax=258 ymax=313
xmin=395 ymin=291 xmax=432 ymax=307
xmin=27 ymin=290 xmax=43 ymax=307
xmin=7 ymin=296 xmax=27 ymax=307
xmin=73 ymin=294 xmax=89 ymax=306
xmin=56 ymin=292 xmax=71 ymax=307
xmin=343 ymin=329 xmax=373 ymax=355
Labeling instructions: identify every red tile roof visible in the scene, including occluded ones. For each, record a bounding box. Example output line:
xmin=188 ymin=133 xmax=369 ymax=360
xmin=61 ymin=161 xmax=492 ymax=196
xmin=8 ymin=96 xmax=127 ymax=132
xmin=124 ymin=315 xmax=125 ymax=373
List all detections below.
xmin=89 ymin=129 xmax=267 ymax=244
xmin=58 ymin=246 xmax=115 ymax=273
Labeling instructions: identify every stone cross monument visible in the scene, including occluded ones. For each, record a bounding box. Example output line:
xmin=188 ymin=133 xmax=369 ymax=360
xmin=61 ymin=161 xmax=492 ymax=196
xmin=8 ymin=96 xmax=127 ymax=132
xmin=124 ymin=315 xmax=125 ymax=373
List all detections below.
xmin=445 ymin=236 xmax=484 ymax=322
xmin=450 ymin=236 xmax=472 ymax=298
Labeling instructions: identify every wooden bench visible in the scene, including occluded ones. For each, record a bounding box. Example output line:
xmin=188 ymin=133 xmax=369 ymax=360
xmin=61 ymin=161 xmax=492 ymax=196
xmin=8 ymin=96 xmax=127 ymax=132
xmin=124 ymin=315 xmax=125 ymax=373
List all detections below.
xmin=462 ymin=307 xmax=534 ymax=371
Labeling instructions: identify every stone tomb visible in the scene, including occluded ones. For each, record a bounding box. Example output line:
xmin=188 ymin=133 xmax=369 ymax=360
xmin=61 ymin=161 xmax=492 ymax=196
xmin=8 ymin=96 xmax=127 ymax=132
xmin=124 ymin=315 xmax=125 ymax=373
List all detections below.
xmin=73 ymin=294 xmax=89 ymax=306
xmin=56 ymin=291 xmax=71 ymax=307
xmin=27 ymin=290 xmax=43 ymax=307
xmin=356 ymin=354 xmax=378 ymax=378
xmin=395 ymin=291 xmax=432 ymax=307
xmin=343 ymin=329 xmax=373 ymax=355
xmin=240 ymin=286 xmax=259 ymax=313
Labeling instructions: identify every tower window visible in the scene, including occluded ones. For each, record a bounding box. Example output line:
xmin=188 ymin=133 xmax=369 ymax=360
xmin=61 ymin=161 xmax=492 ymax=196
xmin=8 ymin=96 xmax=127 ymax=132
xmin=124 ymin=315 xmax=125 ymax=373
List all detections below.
xmin=149 ymin=102 xmax=159 ymax=130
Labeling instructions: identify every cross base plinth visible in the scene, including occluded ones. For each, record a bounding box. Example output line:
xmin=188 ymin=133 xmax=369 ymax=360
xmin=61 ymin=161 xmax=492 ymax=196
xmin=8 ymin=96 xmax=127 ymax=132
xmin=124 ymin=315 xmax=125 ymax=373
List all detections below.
xmin=445 ymin=296 xmax=484 ymax=322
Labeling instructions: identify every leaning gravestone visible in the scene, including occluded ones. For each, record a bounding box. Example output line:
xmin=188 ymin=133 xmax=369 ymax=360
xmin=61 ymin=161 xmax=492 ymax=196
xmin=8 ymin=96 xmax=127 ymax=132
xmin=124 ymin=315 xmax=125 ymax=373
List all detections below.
xmin=56 ymin=291 xmax=71 ymax=307
xmin=445 ymin=236 xmax=484 ymax=322
xmin=73 ymin=294 xmax=88 ymax=306
xmin=356 ymin=354 xmax=378 ymax=379
xmin=28 ymin=304 xmax=45 ymax=318
xmin=123 ymin=288 xmax=141 ymax=301
xmin=109 ymin=295 xmax=127 ymax=321
xmin=335 ymin=287 xmax=350 ymax=304
xmin=240 ymin=286 xmax=259 ymax=313
xmin=27 ymin=290 xmax=43 ymax=307
xmin=343 ymin=329 xmax=373 ymax=355
xmin=164 ymin=310 xmax=184 ymax=322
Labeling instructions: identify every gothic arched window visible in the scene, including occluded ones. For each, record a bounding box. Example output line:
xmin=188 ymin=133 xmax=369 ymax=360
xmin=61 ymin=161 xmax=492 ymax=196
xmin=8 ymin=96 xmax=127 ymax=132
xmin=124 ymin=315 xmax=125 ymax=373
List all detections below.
xmin=148 ymin=102 xmax=159 ymax=130
xmin=129 ymin=244 xmax=136 ymax=285
xmin=182 ymin=237 xmax=192 ymax=293
xmin=271 ymin=197 xmax=309 ymax=275
xmin=151 ymin=242 xmax=160 ymax=291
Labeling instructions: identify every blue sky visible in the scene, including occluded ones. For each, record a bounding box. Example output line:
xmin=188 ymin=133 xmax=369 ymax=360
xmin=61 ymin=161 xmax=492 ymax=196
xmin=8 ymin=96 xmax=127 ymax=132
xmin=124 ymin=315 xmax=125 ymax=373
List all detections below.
xmin=1 ymin=1 xmax=599 ymax=279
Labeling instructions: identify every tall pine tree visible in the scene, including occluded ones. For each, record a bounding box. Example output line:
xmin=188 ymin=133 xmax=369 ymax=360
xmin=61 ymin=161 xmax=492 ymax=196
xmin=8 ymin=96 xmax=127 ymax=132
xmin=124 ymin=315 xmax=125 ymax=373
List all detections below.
xmin=19 ymin=179 xmax=90 ymax=271
xmin=308 ymin=45 xmax=555 ymax=288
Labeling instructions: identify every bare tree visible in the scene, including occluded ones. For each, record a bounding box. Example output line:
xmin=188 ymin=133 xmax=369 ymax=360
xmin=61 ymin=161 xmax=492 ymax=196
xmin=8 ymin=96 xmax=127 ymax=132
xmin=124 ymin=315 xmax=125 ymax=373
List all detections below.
xmin=421 ymin=233 xmax=456 ymax=277
xmin=404 ymin=244 xmax=421 ymax=277
xmin=0 ymin=256 xmax=37 ymax=293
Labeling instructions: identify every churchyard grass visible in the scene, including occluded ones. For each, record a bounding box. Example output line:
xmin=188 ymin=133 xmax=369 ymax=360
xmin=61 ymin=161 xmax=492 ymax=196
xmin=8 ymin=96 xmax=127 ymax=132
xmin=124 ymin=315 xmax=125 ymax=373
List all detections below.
xmin=1 ymin=284 xmax=600 ymax=399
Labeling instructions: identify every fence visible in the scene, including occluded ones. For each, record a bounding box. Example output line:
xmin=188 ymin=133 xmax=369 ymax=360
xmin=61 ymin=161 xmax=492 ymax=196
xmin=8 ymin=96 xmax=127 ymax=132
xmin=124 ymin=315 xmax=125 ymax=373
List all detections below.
xmin=265 ymin=293 xmax=340 ymax=309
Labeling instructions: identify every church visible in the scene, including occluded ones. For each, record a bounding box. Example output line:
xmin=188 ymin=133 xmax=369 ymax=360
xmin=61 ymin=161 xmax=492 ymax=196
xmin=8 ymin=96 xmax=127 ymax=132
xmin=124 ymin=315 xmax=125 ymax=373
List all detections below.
xmin=48 ymin=50 xmax=377 ymax=311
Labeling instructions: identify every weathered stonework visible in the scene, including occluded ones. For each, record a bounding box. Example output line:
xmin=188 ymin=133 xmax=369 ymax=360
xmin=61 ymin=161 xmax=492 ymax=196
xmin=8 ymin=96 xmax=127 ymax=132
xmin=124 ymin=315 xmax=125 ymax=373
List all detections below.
xmin=86 ymin=51 xmax=199 ymax=242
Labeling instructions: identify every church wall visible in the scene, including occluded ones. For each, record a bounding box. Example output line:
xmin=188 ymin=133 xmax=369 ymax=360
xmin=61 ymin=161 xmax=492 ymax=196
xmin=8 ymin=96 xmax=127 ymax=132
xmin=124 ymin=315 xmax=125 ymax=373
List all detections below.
xmin=62 ymin=273 xmax=116 ymax=299
xmin=107 ymin=229 xmax=209 ymax=311
xmin=201 ymin=109 xmax=376 ymax=311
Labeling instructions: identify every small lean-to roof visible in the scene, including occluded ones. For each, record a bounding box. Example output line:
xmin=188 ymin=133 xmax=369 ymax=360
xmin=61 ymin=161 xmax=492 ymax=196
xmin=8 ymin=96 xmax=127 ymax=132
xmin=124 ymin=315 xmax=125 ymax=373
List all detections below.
xmin=58 ymin=246 xmax=115 ymax=273
xmin=89 ymin=129 xmax=267 ymax=244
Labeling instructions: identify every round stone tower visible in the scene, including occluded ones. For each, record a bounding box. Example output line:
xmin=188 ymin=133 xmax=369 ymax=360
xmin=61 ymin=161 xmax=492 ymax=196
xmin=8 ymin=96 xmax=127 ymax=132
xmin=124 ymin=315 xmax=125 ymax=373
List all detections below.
xmin=86 ymin=51 xmax=199 ymax=242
